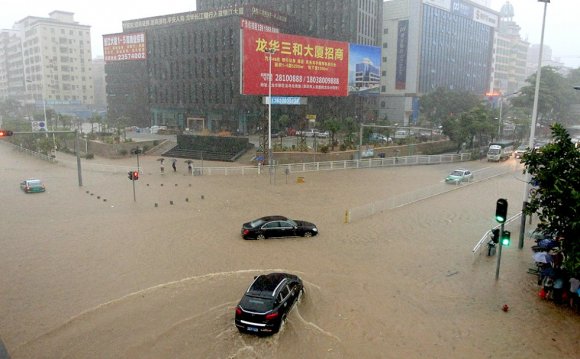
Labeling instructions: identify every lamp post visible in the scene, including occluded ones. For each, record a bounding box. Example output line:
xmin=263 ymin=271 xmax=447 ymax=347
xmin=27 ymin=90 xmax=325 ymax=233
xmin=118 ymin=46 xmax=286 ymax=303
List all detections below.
xmin=265 ymin=48 xmax=276 ymax=184
xmin=519 ymin=0 xmax=550 ymax=249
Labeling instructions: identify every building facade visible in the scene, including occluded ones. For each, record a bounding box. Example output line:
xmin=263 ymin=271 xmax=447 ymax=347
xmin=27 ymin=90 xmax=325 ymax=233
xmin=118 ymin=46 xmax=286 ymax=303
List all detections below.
xmin=106 ymin=1 xmax=384 ymax=131
xmin=490 ymin=1 xmax=528 ymax=95
xmin=0 ymin=11 xmax=95 ymax=118
xmin=197 ymin=0 xmax=382 ymax=46
xmin=380 ymin=0 xmax=499 ymax=125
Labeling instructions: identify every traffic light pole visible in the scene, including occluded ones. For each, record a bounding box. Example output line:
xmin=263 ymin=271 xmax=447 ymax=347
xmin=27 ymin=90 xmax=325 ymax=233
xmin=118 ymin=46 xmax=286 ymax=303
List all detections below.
xmin=132 ymin=178 xmax=136 ymax=202
xmin=495 ymin=223 xmax=504 ymax=280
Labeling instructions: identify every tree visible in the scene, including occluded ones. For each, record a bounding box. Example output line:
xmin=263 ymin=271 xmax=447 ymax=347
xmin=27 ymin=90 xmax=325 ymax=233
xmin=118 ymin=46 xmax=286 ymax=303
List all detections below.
xmin=511 ymin=66 xmax=577 ymax=126
xmin=441 ymin=105 xmax=496 ymax=152
xmin=321 ymin=116 xmax=341 ymax=151
xmin=521 ymin=123 xmax=580 ymax=277
xmin=419 ymin=88 xmax=481 ymax=126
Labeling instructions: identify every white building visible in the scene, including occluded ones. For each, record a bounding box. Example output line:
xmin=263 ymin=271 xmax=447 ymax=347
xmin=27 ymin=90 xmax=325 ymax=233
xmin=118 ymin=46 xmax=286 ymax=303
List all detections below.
xmin=1 ymin=11 xmax=95 ymax=117
xmin=489 ymin=1 xmax=529 ymax=95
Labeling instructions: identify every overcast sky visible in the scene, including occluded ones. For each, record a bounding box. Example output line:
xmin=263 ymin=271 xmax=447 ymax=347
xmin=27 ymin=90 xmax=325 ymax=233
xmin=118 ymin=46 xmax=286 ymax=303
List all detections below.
xmin=0 ymin=0 xmax=578 ymax=68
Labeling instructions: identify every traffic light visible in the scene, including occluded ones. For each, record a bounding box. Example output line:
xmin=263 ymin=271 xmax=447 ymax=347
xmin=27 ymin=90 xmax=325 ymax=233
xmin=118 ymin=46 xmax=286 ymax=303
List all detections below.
xmin=501 ymin=230 xmax=511 ymax=246
xmin=491 ymin=228 xmax=500 ymax=244
xmin=132 ymin=171 xmax=139 ymax=180
xmin=128 ymin=171 xmax=134 ymax=180
xmin=0 ymin=129 xmax=14 ymax=137
xmin=495 ymin=198 xmax=508 ymax=223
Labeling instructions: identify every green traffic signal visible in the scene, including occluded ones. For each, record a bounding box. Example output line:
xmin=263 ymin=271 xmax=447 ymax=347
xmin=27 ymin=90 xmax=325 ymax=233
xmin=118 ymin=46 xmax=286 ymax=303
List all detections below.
xmin=501 ymin=230 xmax=511 ymax=246
xmin=495 ymin=198 xmax=508 ymax=223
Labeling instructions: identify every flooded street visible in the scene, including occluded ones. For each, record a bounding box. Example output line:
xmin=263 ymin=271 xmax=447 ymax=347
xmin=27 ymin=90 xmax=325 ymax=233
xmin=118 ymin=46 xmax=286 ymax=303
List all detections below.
xmin=1 ymin=142 xmax=578 ymax=358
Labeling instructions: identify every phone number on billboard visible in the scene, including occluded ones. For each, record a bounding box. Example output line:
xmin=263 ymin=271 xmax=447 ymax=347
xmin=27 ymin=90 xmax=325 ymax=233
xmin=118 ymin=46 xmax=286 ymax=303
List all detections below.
xmin=270 ymin=74 xmax=339 ymax=85
xmin=106 ymin=53 xmax=146 ymax=61
xmin=306 ymin=76 xmax=339 ymax=85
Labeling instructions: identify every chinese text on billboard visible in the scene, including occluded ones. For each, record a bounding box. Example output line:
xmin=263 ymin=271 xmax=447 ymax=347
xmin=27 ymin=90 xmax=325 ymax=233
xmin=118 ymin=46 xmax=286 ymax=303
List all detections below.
xmin=242 ymin=28 xmax=349 ymax=97
xmin=103 ymin=32 xmax=146 ymax=62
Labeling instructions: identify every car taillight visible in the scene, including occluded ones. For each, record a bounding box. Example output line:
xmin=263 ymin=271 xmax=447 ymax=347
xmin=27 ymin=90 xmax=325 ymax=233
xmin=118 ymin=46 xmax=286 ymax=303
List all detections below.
xmin=235 ymin=307 xmax=242 ymax=315
xmin=243 ymin=229 xmax=249 ymax=235
xmin=265 ymin=312 xmax=279 ymax=320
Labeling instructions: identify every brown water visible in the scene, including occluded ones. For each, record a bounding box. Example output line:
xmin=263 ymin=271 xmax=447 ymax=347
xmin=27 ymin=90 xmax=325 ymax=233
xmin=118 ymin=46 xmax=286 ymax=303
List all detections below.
xmin=1 ymin=143 xmax=578 ymax=358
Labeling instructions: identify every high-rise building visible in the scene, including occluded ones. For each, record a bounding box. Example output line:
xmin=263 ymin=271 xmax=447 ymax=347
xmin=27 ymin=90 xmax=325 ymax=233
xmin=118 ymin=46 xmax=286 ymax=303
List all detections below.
xmin=106 ymin=1 xmax=384 ymax=131
xmin=0 ymin=11 xmax=95 ymax=117
xmin=490 ymin=1 xmax=528 ymax=95
xmin=197 ymin=0 xmax=382 ymax=45
xmin=380 ymin=0 xmax=499 ymax=125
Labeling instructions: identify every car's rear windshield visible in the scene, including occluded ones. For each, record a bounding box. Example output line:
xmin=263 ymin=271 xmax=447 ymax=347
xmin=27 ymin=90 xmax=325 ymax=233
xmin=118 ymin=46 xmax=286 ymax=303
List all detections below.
xmin=451 ymin=171 xmax=463 ymax=176
xmin=240 ymin=295 xmax=274 ymax=312
xmin=28 ymin=180 xmax=42 ymax=186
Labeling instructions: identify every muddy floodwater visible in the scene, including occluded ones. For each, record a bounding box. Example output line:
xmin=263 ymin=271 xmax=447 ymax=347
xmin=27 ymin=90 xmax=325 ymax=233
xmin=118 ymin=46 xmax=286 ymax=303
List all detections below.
xmin=1 ymin=142 xmax=578 ymax=358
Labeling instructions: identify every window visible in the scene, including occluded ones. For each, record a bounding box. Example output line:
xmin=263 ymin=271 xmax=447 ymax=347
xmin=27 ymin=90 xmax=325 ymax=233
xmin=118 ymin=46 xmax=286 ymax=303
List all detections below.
xmin=263 ymin=222 xmax=280 ymax=229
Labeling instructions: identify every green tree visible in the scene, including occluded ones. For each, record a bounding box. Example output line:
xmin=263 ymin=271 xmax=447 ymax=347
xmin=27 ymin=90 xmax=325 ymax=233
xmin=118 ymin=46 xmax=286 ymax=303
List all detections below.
xmin=521 ymin=123 xmax=580 ymax=276
xmin=419 ymin=88 xmax=482 ymax=126
xmin=511 ymin=66 xmax=577 ymax=126
xmin=441 ymin=105 xmax=496 ymax=152
xmin=321 ymin=116 xmax=341 ymax=151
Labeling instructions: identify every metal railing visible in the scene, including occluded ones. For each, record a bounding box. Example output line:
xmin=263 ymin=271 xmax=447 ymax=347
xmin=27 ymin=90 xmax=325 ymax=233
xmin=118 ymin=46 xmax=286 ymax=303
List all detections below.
xmin=54 ymin=152 xmax=472 ymax=176
xmin=472 ymin=213 xmax=523 ymax=255
xmin=345 ymin=165 xmax=518 ymax=223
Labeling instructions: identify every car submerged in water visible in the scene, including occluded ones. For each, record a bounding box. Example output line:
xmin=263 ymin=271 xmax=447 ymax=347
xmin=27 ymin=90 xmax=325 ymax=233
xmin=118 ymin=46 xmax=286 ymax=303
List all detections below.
xmin=235 ymin=273 xmax=304 ymax=335
xmin=20 ymin=179 xmax=46 ymax=193
xmin=444 ymin=169 xmax=473 ymax=184
xmin=241 ymin=215 xmax=318 ymax=240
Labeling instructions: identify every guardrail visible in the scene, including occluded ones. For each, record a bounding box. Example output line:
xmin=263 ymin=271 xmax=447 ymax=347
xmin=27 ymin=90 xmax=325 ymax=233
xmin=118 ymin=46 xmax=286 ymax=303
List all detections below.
xmin=54 ymin=152 xmax=472 ymax=176
xmin=345 ymin=165 xmax=518 ymax=223
xmin=472 ymin=213 xmax=523 ymax=255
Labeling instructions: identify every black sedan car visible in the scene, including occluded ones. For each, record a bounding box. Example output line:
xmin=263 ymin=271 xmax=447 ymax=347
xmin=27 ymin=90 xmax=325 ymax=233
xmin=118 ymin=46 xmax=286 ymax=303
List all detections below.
xmin=241 ymin=215 xmax=318 ymax=240
xmin=235 ymin=273 xmax=304 ymax=335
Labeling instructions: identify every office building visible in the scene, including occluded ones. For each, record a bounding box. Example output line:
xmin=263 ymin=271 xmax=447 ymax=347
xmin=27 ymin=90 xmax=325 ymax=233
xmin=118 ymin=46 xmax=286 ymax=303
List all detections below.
xmin=106 ymin=1 xmax=384 ymax=131
xmin=490 ymin=1 xmax=528 ymax=95
xmin=380 ymin=0 xmax=499 ymax=125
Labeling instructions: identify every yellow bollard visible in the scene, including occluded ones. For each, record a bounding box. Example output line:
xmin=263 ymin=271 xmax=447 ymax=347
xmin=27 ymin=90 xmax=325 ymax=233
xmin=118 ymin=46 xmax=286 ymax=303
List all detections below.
xmin=344 ymin=210 xmax=350 ymax=224
xmin=297 ymin=176 xmax=305 ymax=183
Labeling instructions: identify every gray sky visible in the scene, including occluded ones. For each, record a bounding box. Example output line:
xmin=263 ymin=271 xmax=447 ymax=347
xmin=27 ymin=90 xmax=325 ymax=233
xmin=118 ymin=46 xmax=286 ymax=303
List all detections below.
xmin=1 ymin=0 xmax=578 ymax=68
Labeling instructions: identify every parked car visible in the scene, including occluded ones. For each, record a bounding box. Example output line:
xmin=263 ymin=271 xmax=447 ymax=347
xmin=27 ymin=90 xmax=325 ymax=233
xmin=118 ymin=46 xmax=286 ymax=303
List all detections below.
xmin=317 ymin=130 xmax=330 ymax=138
xmin=241 ymin=215 xmax=318 ymax=240
xmin=235 ymin=272 xmax=304 ymax=335
xmin=514 ymin=144 xmax=528 ymax=159
xmin=445 ymin=169 xmax=473 ymax=184
xmin=20 ymin=179 xmax=46 ymax=193
xmin=369 ymin=133 xmax=392 ymax=144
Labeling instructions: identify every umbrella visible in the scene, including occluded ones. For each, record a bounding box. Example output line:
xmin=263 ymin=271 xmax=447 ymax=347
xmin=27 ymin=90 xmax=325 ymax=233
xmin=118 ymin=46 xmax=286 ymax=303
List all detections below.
xmin=533 ymin=252 xmax=552 ymax=264
xmin=184 ymin=160 xmax=194 ymax=164
xmin=157 ymin=158 xmax=165 ymax=163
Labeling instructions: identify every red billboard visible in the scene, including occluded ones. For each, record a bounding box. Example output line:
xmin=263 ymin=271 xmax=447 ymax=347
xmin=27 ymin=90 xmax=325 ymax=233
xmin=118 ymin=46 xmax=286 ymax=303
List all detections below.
xmin=242 ymin=28 xmax=349 ymax=97
xmin=103 ymin=32 xmax=146 ymax=62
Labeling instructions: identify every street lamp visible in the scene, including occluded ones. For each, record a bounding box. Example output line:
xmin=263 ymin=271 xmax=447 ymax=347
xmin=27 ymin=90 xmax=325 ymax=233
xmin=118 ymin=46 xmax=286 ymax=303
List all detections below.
xmin=519 ymin=0 xmax=550 ymax=249
xmin=265 ymin=48 xmax=276 ymax=184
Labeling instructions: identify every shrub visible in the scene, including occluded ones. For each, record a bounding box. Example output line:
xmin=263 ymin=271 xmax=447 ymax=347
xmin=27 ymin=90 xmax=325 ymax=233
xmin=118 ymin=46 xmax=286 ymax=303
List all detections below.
xmin=119 ymin=148 xmax=128 ymax=156
xmin=319 ymin=144 xmax=330 ymax=153
xmin=85 ymin=153 xmax=95 ymax=159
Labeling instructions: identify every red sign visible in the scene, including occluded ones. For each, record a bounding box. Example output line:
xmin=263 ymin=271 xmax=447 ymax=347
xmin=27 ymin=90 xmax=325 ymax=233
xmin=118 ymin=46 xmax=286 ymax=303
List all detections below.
xmin=103 ymin=32 xmax=146 ymax=62
xmin=242 ymin=28 xmax=349 ymax=97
